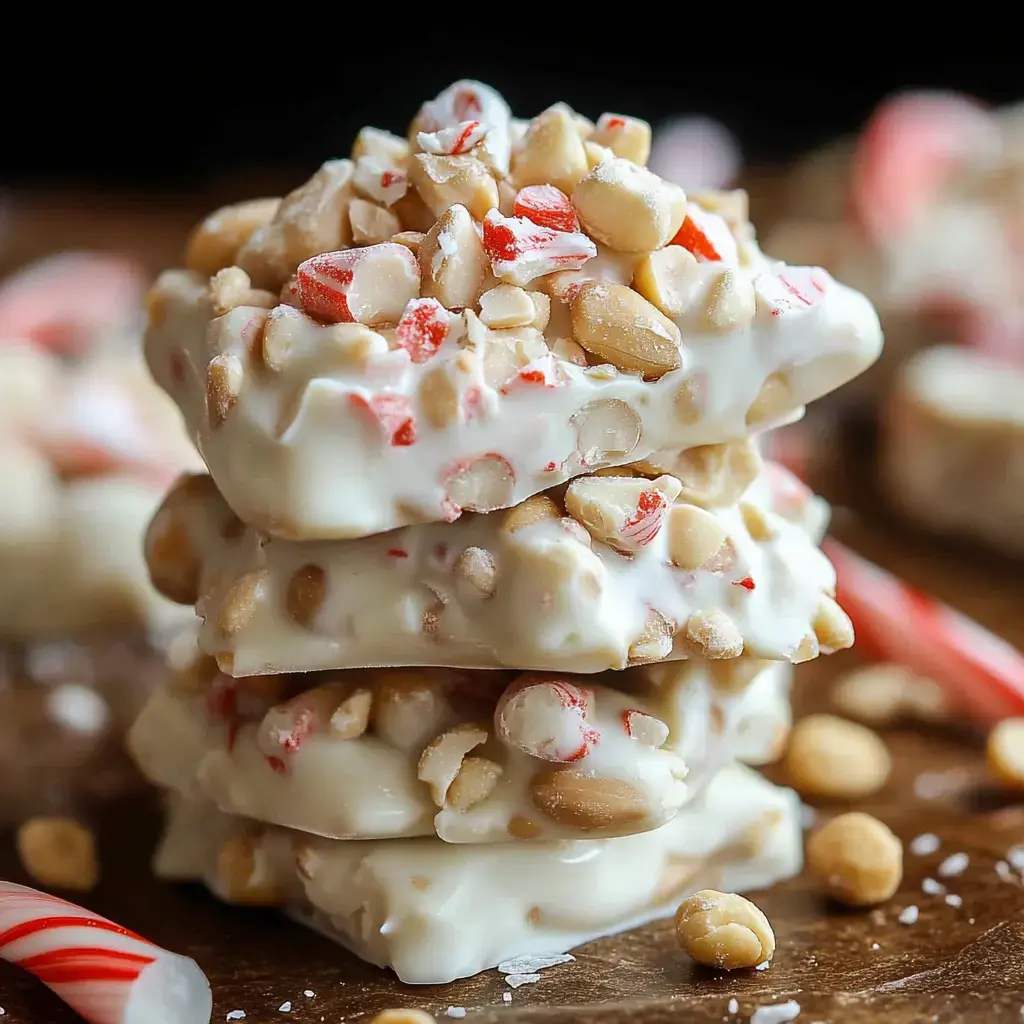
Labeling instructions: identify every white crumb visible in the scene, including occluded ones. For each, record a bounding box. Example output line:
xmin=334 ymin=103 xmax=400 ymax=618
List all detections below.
xmin=446 ymin=1008 xmax=467 ymax=1018
xmin=750 ymin=999 xmax=801 ymax=1023
xmin=503 ymin=992 xmax=513 ymax=1004
xmin=945 ymin=894 xmax=963 ymax=908
xmin=1008 ymin=845 xmax=1024 ymax=871
xmin=996 ymin=860 xmax=1015 ymax=881
xmin=46 ymin=683 xmax=109 ymax=734
xmin=898 ymin=905 xmax=920 ymax=925
xmin=755 ymin=959 xmax=771 ymax=971
xmin=497 ymin=953 xmax=575 ymax=974
xmin=938 ymin=852 xmax=969 ymax=877
xmin=278 ymin=1002 xmax=292 ymax=1013
xmin=505 ymin=973 xmax=542 ymax=988
xmin=728 ymin=997 xmax=739 ymax=1014
xmin=303 ymin=990 xmax=314 ymax=998
xmin=922 ymin=878 xmax=945 ymax=895
xmin=913 ymin=768 xmax=971 ymax=800
xmin=910 ymin=833 xmax=941 ymax=856
xmin=226 ymin=1014 xmax=246 ymax=1022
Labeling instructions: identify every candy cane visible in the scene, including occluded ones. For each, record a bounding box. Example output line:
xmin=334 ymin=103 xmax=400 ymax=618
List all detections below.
xmin=0 ymin=881 xmax=211 ymax=1024
xmin=823 ymin=538 xmax=1024 ymax=724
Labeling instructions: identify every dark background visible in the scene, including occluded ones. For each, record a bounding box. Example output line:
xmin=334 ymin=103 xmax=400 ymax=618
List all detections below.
xmin=2 ymin=54 xmax=1018 ymax=188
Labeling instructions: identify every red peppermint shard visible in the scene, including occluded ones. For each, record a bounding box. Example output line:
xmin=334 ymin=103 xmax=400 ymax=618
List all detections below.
xmin=482 ymin=210 xmax=596 ymax=286
xmin=513 ymin=184 xmax=580 ymax=233
xmin=296 ymin=251 xmax=357 ymax=322
xmin=396 ymin=297 xmax=450 ymax=363
xmin=350 ymin=392 xmax=416 ymax=446
xmin=620 ymin=489 xmax=670 ymax=548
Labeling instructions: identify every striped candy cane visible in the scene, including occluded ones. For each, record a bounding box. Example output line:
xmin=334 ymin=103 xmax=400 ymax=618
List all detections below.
xmin=0 ymin=881 xmax=211 ymax=1024
xmin=824 ymin=538 xmax=1024 ymax=724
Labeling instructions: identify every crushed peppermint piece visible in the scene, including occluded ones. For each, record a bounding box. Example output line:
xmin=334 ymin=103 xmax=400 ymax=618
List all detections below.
xmin=937 ymin=852 xmax=970 ymax=877
xmin=278 ymin=1002 xmax=292 ymax=1013
xmin=996 ymin=860 xmax=1015 ymax=882
xmin=446 ymin=1008 xmax=467 ymax=1018
xmin=755 ymin=959 xmax=771 ymax=971
xmin=728 ymin=997 xmax=739 ymax=1014
xmin=898 ymin=904 xmax=920 ymax=925
xmin=505 ymin=973 xmax=542 ymax=988
xmin=503 ymin=993 xmax=513 ymax=1003
xmin=303 ymin=990 xmax=314 ymax=998
xmin=750 ymin=999 xmax=801 ymax=1023
xmin=910 ymin=833 xmax=941 ymax=856
xmin=922 ymin=878 xmax=946 ymax=895
xmin=1008 ymin=845 xmax=1024 ymax=871
xmin=913 ymin=768 xmax=971 ymax=800
xmin=226 ymin=1013 xmax=246 ymax=1021
xmin=945 ymin=894 xmax=963 ymax=907
xmin=871 ymin=942 xmax=880 ymax=950
xmin=497 ymin=953 xmax=575 ymax=974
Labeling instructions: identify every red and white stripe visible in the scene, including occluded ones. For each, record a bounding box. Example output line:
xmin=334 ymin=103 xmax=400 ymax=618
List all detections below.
xmin=0 ymin=881 xmax=211 ymax=1024
xmin=823 ymin=538 xmax=1024 ymax=724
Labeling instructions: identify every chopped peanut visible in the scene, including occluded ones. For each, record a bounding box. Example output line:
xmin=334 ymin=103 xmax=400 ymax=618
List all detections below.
xmin=709 ymin=659 xmax=771 ymax=694
xmin=369 ymin=1011 xmax=436 ymax=1024
xmin=675 ymin=889 xmax=775 ymax=969
xmin=454 ymin=545 xmax=498 ymax=599
xmin=447 ymin=756 xmax=504 ymax=811
xmin=572 ymin=157 xmax=687 ymax=252
xmin=813 ymin=596 xmax=855 ymax=652
xmin=419 ymin=204 xmax=487 ymax=311
xmin=530 ymin=769 xmax=648 ymax=830
xmin=627 ymin=609 xmax=675 ymax=665
xmin=391 ymin=230 xmax=426 ymax=253
xmin=417 ymin=722 xmax=489 ymax=806
xmin=571 ymin=281 xmax=682 ymax=378
xmin=807 ymin=812 xmax=903 ymax=906
xmin=330 ymin=688 xmax=373 ymax=739
xmin=500 ymin=494 xmax=563 ymax=536
xmin=635 ymin=441 xmax=762 ymax=510
xmin=206 ymin=266 xmax=277 ymax=316
xmin=352 ymin=126 xmax=411 ymax=166
xmin=16 ymin=817 xmax=98 ymax=891
xmin=218 ymin=570 xmax=269 ymax=637
xmin=409 ymin=154 xmax=499 ymax=221
xmin=479 ymin=284 xmax=538 ymax=328
xmin=185 ymin=198 xmax=281 ymax=278
xmin=512 ymin=106 xmax=590 ymax=194
xmin=418 ymin=365 xmax=459 ymax=428
xmin=987 ymin=718 xmax=1024 ymax=788
xmin=746 ymin=372 xmax=795 ymax=427
xmin=684 ymin=609 xmax=743 ymax=659
xmin=673 ymin=374 xmax=706 ymax=425
xmin=832 ymin=663 xmax=950 ymax=727
xmin=443 ymin=453 xmax=516 ymax=515
xmin=206 ymin=352 xmax=243 ymax=428
xmin=370 ymin=671 xmax=450 ymax=751
xmin=590 ymin=113 xmax=652 ymax=166
xmin=632 ymin=246 xmax=702 ymax=318
xmin=785 ymin=714 xmax=892 ymax=801
xmin=665 ymin=503 xmax=729 ymax=570
xmin=286 ymin=564 xmax=327 ymax=630
xmin=564 ymin=474 xmax=681 ymax=552
xmin=215 ymin=834 xmax=285 ymax=905
xmin=349 ymin=198 xmax=402 ymax=245
xmin=740 ymin=500 xmax=777 ymax=541
xmin=572 ymin=398 xmax=643 ymax=466
xmin=692 ymin=268 xmax=756 ymax=334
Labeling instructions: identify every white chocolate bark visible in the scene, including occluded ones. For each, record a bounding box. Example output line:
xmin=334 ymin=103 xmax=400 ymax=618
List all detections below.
xmin=145 ymin=461 xmax=847 ymax=675
xmin=881 ymin=346 xmax=1024 ymax=554
xmin=145 ymin=81 xmax=882 ymax=542
xmin=154 ymin=762 xmax=801 ymax=984
xmin=128 ymin=657 xmax=789 ymax=843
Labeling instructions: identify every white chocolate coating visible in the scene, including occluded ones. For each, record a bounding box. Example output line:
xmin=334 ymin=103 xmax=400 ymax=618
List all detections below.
xmin=881 ymin=346 xmax=1024 ymax=554
xmin=154 ymin=762 xmax=801 ymax=984
xmin=146 ymin=462 xmax=844 ymax=675
xmin=128 ymin=658 xmax=789 ymax=843
xmin=146 ymin=255 xmax=879 ymax=541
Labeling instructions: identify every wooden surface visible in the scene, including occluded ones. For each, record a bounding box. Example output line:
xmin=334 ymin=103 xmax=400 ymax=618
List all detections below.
xmin=1 ymin=195 xmax=1023 ymax=1022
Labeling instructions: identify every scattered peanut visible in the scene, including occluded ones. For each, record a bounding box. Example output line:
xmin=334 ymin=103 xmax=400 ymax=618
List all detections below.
xmin=632 ymin=246 xmax=702 ymax=318
xmin=185 ymin=198 xmax=281 ymax=278
xmin=590 ymin=113 xmax=652 ymax=166
xmin=807 ymin=812 xmax=903 ymax=906
xmin=419 ymin=203 xmax=488 ymax=310
xmin=813 ymin=596 xmax=855 ymax=653
xmin=636 ymin=441 xmax=763 ymax=510
xmin=349 ymin=198 xmax=402 ymax=245
xmin=746 ymin=372 xmax=795 ymax=426
xmin=206 ymin=352 xmax=244 ymax=428
xmin=665 ymin=504 xmax=729 ymax=570
xmin=529 ymin=769 xmax=648 ymax=831
xmin=352 ymin=126 xmax=411 ymax=166
xmin=785 ymin=714 xmax=892 ymax=801
xmin=627 ymin=609 xmax=676 ymax=665
xmin=571 ymin=398 xmax=644 ymax=467
xmin=330 ymin=688 xmax=373 ymax=739
xmin=369 ymin=1011 xmax=436 ymax=1024
xmin=673 ymin=373 xmax=707 ymax=425
xmin=551 ymin=336 xmax=588 ymax=365
xmin=446 ymin=756 xmax=504 ymax=811
xmin=675 ymin=889 xmax=775 ymax=969
xmin=391 ymin=230 xmax=426 ymax=253
xmin=217 ymin=570 xmax=269 ymax=637
xmin=709 ymin=658 xmax=772 ymax=694
xmin=418 ymin=364 xmax=460 ymax=428
xmin=832 ymin=663 xmax=950 ymax=727
xmin=443 ymin=454 xmax=515 ymax=514
xmin=16 ymin=817 xmax=98 ymax=891
xmin=684 ymin=610 xmax=744 ymax=659
xmin=512 ymin=106 xmax=590 ymax=195
xmin=370 ymin=671 xmax=450 ymax=751
xmin=740 ymin=500 xmax=777 ymax=541
xmin=417 ymin=722 xmax=489 ymax=806
xmin=479 ymin=284 xmax=538 ymax=328
xmin=409 ymin=154 xmax=499 ymax=221
xmin=987 ymin=718 xmax=1024 ymax=788
xmin=144 ymin=475 xmax=209 ymax=604
xmin=571 ymin=281 xmax=682 ymax=378
xmin=572 ymin=157 xmax=687 ymax=252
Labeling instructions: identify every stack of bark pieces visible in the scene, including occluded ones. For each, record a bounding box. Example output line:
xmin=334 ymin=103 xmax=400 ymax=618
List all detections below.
xmin=127 ymin=80 xmax=883 ymax=984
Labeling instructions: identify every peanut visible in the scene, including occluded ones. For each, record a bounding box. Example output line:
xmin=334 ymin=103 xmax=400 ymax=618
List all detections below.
xmin=206 ymin=352 xmax=243 ymax=428
xmin=530 ymin=769 xmax=649 ymax=831
xmin=784 ymin=714 xmax=892 ymax=801
xmin=215 ymin=834 xmax=284 ymax=905
xmin=349 ymin=198 xmax=402 ymax=245
xmin=236 ymin=160 xmax=355 ymax=290
xmin=206 ymin=266 xmax=277 ymax=316
xmin=571 ymin=281 xmax=681 ymax=378
xmin=675 ymin=890 xmax=775 ymax=969
xmin=627 ymin=609 xmax=675 ymax=665
xmin=813 ymin=596 xmax=855 ymax=653
xmin=217 ymin=570 xmax=269 ymax=637
xmin=496 ymin=675 xmax=595 ymax=762
xmin=370 ymin=671 xmax=450 ymax=751
xmin=690 ymin=188 xmax=749 ymax=226
xmin=571 ymin=397 xmax=643 ymax=465
xmin=665 ymin=504 xmax=729 ymax=570
xmin=479 ymin=284 xmax=538 ymax=328
xmin=417 ymin=722 xmax=489 ymax=806
xmin=446 ymin=756 xmax=503 ymax=811
xmin=418 ymin=365 xmax=460 ymax=429
xmin=572 ymin=157 xmax=687 ymax=252
xmin=807 ymin=812 xmax=903 ymax=906
xmin=584 ymin=140 xmax=615 ymax=169
xmin=564 ymin=474 xmax=681 ymax=552
xmin=284 ymin=564 xmax=327 ymax=631
xmin=693 ymin=268 xmax=756 ymax=334
xmin=443 ymin=454 xmax=515 ymax=514
xmin=409 ymin=154 xmax=499 ymax=222
xmin=636 ymin=440 xmax=762 ymax=510
xmin=591 ymin=113 xmax=652 ymax=166
xmin=684 ymin=610 xmax=743 ymax=659
xmin=16 ymin=817 xmax=98 ymax=891
xmin=512 ymin=106 xmax=589 ymax=195
xmin=551 ymin=335 xmax=588 ymax=365
xmin=330 ymin=688 xmax=373 ymax=740
xmin=740 ymin=500 xmax=777 ymax=541
xmin=673 ymin=373 xmax=707 ymax=425
xmin=419 ymin=204 xmax=487 ymax=310
xmin=144 ymin=475 xmax=212 ymax=604
xmin=632 ymin=246 xmax=702 ymax=318
xmin=832 ymin=664 xmax=949 ymax=727
xmin=262 ymin=308 xmax=388 ymax=373
xmin=369 ymin=1011 xmax=436 ymax=1024
xmin=746 ymin=372 xmax=795 ymax=427
xmin=987 ymin=718 xmax=1024 ymax=788
xmin=185 ymin=198 xmax=281 ymax=278
xmin=454 ymin=546 xmax=497 ymax=599
xmin=352 ymin=126 xmax=411 ymax=166
xmin=500 ymin=494 xmax=562 ymax=536
xmin=391 ymin=230 xmax=426 ymax=253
